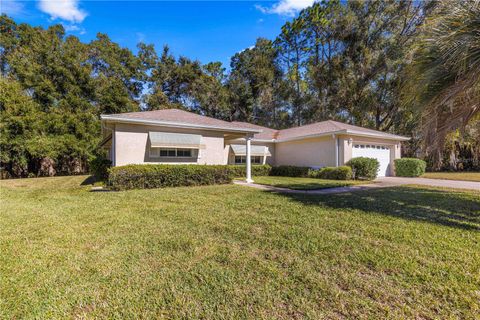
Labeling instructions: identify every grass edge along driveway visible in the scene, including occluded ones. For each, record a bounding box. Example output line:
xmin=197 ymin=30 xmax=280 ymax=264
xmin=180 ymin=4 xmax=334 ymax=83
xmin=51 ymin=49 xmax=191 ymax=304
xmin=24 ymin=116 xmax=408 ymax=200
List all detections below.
xmin=422 ymin=171 xmax=480 ymax=182
xmin=1 ymin=175 xmax=479 ymax=319
xmin=247 ymin=176 xmax=369 ymax=190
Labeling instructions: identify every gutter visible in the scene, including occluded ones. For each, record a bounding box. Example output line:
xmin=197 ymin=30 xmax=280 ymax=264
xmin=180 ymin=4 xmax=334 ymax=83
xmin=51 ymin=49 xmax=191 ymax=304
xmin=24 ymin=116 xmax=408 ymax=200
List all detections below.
xmin=275 ymin=129 xmax=409 ymax=143
xmin=275 ymin=130 xmax=347 ymax=143
xmin=344 ymin=129 xmax=410 ymax=141
xmin=100 ymin=115 xmax=262 ymax=135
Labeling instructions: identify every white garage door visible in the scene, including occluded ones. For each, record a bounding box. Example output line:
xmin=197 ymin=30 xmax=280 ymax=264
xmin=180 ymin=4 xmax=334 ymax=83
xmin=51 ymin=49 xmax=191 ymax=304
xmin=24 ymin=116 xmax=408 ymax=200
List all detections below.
xmin=352 ymin=144 xmax=391 ymax=177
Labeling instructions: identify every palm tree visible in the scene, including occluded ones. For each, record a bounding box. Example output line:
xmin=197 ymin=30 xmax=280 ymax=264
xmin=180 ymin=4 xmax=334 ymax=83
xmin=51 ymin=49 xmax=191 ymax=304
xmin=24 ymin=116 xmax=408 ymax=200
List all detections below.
xmin=404 ymin=1 xmax=480 ymax=169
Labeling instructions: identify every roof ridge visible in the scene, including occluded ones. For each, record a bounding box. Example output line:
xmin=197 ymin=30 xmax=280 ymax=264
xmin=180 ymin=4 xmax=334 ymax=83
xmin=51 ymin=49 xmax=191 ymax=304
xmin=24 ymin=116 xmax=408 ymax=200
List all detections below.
xmin=325 ymin=120 xmax=345 ymax=130
xmin=277 ymin=120 xmax=336 ymax=133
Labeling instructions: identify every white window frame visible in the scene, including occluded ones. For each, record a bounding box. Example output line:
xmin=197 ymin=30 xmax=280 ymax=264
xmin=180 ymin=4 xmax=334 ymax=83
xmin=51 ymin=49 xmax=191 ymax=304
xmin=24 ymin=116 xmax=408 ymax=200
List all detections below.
xmin=150 ymin=147 xmax=195 ymax=158
xmin=149 ymin=147 xmax=160 ymax=158
xmin=235 ymin=155 xmax=262 ymax=164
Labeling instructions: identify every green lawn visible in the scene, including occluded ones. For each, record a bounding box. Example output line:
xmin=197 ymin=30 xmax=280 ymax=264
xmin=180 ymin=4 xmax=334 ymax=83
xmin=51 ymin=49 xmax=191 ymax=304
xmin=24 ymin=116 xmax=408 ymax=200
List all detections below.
xmin=249 ymin=176 xmax=368 ymax=190
xmin=422 ymin=171 xmax=480 ymax=182
xmin=1 ymin=176 xmax=479 ymax=319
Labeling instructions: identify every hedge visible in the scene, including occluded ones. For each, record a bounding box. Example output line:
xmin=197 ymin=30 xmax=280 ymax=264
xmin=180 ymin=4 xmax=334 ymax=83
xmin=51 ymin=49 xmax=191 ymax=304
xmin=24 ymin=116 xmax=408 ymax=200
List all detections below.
xmin=270 ymin=165 xmax=310 ymax=177
xmin=310 ymin=166 xmax=353 ymax=180
xmin=394 ymin=158 xmax=426 ymax=177
xmin=346 ymin=157 xmax=380 ymax=180
xmin=89 ymin=155 xmax=111 ymax=181
xmin=108 ymin=164 xmax=234 ymax=190
xmin=226 ymin=165 xmax=272 ymax=177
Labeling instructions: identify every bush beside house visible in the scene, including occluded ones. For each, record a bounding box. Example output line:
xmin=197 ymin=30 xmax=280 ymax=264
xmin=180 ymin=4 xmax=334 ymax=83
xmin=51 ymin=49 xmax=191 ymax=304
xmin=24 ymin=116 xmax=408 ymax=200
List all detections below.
xmin=227 ymin=165 xmax=272 ymax=177
xmin=108 ymin=164 xmax=234 ymax=190
xmin=346 ymin=157 xmax=380 ymax=180
xmin=107 ymin=164 xmax=272 ymax=190
xmin=89 ymin=155 xmax=112 ymax=181
xmin=394 ymin=158 xmax=426 ymax=177
xmin=270 ymin=166 xmax=310 ymax=177
xmin=107 ymin=160 xmax=383 ymax=191
xmin=310 ymin=166 xmax=353 ymax=180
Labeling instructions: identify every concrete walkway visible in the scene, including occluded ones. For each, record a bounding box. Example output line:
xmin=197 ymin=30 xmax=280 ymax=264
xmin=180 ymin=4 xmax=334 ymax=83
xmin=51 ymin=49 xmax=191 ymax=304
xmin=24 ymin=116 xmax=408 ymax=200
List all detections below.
xmin=234 ymin=177 xmax=480 ymax=194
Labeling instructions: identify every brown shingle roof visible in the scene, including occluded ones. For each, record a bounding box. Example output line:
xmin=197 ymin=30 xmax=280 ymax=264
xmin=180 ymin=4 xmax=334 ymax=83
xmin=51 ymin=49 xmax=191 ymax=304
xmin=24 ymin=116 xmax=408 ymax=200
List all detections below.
xmin=102 ymin=109 xmax=408 ymax=141
xmin=230 ymin=122 xmax=279 ymax=140
xmin=101 ymin=109 xmax=261 ymax=133
xmin=231 ymin=120 xmax=407 ymax=141
xmin=276 ymin=120 xmax=406 ymax=140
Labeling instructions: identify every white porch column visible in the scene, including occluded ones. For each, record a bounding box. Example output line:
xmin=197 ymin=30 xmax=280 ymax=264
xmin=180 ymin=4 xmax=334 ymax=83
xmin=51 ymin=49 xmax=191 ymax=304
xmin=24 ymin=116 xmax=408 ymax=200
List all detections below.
xmin=246 ymin=135 xmax=253 ymax=183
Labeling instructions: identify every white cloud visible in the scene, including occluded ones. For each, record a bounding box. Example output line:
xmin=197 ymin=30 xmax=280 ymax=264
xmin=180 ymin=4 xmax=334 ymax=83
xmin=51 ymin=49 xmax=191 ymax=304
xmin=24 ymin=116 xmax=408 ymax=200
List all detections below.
xmin=63 ymin=24 xmax=86 ymax=34
xmin=1 ymin=0 xmax=25 ymax=17
xmin=38 ymin=0 xmax=87 ymax=23
xmin=136 ymin=32 xmax=146 ymax=43
xmin=256 ymin=0 xmax=315 ymax=16
xmin=238 ymin=45 xmax=255 ymax=54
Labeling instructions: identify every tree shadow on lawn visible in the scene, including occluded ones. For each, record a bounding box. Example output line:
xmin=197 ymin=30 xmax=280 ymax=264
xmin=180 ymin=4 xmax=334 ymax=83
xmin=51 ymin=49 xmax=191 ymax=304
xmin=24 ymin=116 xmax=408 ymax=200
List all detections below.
xmin=80 ymin=175 xmax=97 ymax=185
xmin=280 ymin=186 xmax=480 ymax=231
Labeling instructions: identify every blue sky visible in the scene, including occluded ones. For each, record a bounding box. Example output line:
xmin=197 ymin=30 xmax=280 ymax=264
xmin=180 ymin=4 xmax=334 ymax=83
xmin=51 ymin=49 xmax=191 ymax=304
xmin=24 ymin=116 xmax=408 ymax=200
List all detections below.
xmin=1 ymin=0 xmax=314 ymax=67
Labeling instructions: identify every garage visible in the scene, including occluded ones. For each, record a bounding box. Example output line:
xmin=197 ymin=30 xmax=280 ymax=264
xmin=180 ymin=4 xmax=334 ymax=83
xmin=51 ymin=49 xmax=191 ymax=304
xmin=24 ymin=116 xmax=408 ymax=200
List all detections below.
xmin=352 ymin=144 xmax=391 ymax=177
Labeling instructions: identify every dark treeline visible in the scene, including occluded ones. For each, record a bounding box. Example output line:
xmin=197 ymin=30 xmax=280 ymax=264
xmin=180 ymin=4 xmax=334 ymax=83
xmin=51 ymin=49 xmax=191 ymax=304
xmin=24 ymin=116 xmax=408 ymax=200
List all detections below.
xmin=1 ymin=0 xmax=479 ymax=177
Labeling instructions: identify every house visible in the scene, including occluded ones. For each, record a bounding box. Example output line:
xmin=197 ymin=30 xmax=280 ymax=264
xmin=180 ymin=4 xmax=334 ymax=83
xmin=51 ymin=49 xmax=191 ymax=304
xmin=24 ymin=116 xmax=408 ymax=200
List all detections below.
xmin=100 ymin=109 xmax=409 ymax=182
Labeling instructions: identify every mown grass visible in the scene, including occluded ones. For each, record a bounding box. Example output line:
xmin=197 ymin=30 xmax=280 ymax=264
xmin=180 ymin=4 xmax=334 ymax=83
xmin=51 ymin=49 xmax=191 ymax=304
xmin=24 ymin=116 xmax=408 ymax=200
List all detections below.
xmin=1 ymin=175 xmax=479 ymax=319
xmin=251 ymin=176 xmax=368 ymax=190
xmin=422 ymin=171 xmax=480 ymax=182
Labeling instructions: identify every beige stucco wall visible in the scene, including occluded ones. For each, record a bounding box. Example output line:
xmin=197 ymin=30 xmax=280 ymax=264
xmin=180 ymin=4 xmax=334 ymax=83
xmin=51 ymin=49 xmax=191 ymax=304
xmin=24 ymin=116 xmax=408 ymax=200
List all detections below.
xmin=275 ymin=136 xmax=336 ymax=168
xmin=113 ymin=123 xmax=227 ymax=166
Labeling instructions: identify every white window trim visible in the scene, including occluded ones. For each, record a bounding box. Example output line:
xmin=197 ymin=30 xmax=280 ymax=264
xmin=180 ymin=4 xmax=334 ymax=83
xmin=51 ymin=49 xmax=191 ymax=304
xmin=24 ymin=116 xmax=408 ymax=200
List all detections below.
xmin=234 ymin=155 xmax=262 ymax=165
xmin=150 ymin=147 xmax=196 ymax=158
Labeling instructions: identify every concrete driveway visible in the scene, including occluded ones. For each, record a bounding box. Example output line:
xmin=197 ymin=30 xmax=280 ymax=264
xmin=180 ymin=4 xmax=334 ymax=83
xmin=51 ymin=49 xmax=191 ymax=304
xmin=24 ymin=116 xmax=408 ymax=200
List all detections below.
xmin=234 ymin=177 xmax=479 ymax=194
xmin=375 ymin=177 xmax=480 ymax=191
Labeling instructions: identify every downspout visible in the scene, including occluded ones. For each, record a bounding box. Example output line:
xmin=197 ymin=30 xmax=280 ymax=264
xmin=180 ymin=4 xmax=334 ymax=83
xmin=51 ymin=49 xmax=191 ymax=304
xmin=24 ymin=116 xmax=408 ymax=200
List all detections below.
xmin=333 ymin=134 xmax=339 ymax=167
xmin=102 ymin=122 xmax=115 ymax=167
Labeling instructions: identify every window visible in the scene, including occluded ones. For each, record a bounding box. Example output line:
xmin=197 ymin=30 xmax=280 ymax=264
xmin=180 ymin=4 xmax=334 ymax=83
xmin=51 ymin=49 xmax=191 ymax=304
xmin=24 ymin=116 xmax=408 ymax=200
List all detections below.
xmin=149 ymin=148 xmax=160 ymax=158
xmin=160 ymin=149 xmax=176 ymax=157
xmin=176 ymin=149 xmax=192 ymax=157
xmin=150 ymin=148 xmax=194 ymax=158
xmin=235 ymin=156 xmax=262 ymax=164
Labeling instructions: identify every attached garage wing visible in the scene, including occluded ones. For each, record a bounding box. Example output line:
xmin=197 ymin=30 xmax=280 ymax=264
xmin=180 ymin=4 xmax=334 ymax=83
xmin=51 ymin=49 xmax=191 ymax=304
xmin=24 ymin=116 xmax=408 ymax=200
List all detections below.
xmin=352 ymin=144 xmax=391 ymax=177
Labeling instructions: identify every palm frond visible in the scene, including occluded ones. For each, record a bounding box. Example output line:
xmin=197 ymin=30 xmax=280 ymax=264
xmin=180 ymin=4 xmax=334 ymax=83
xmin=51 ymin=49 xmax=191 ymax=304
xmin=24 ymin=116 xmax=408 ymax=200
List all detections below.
xmin=405 ymin=0 xmax=480 ymax=168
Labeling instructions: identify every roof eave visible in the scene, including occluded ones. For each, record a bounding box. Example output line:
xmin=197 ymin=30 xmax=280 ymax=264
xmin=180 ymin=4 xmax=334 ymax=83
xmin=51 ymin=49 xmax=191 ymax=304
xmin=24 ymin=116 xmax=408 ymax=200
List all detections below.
xmin=344 ymin=130 xmax=410 ymax=141
xmin=100 ymin=115 xmax=262 ymax=134
xmin=227 ymin=137 xmax=276 ymax=143
xmin=276 ymin=129 xmax=410 ymax=143
xmin=276 ymin=130 xmax=346 ymax=143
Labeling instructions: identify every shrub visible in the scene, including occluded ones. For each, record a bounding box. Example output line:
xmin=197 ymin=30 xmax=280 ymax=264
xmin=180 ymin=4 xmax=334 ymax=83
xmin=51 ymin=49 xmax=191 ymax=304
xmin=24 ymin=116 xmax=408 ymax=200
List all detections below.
xmin=226 ymin=165 xmax=271 ymax=177
xmin=346 ymin=157 xmax=380 ymax=180
xmin=270 ymin=165 xmax=310 ymax=177
xmin=108 ymin=164 xmax=234 ymax=190
xmin=89 ymin=155 xmax=112 ymax=181
xmin=394 ymin=158 xmax=426 ymax=177
xmin=310 ymin=166 xmax=353 ymax=180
